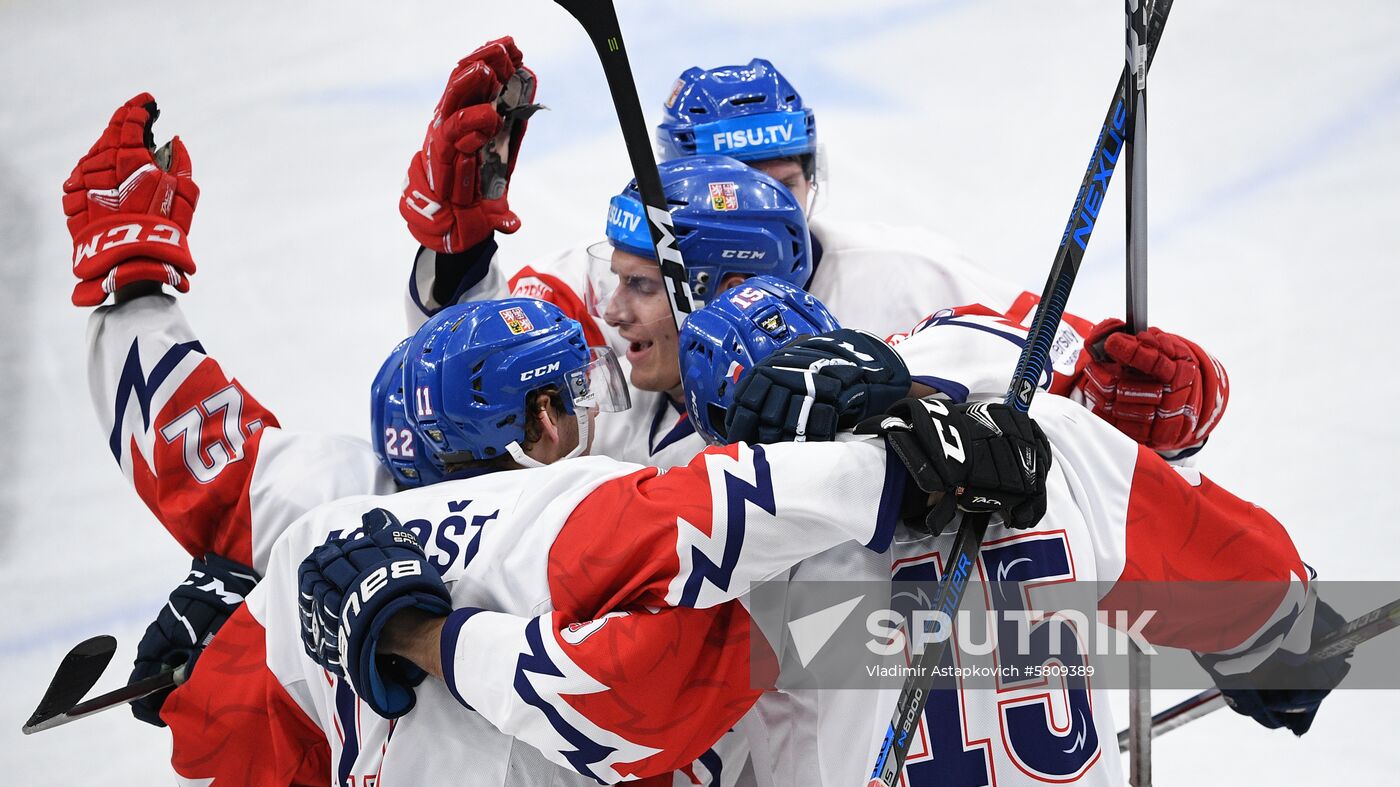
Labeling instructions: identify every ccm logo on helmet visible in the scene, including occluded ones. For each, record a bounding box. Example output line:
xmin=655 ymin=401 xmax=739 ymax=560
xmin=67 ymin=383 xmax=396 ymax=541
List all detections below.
xmin=721 ymin=249 xmax=767 ymax=260
xmin=521 ymin=362 xmax=562 ymax=382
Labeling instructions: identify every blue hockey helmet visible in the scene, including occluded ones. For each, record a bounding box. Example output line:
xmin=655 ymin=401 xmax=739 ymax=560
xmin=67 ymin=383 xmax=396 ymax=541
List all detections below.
xmin=404 ymin=299 xmax=630 ymax=476
xmin=594 ymin=154 xmax=811 ymax=311
xmin=370 ymin=338 xmax=446 ymax=487
xmin=656 ymin=59 xmax=817 ymax=177
xmin=679 ymin=275 xmax=841 ymax=445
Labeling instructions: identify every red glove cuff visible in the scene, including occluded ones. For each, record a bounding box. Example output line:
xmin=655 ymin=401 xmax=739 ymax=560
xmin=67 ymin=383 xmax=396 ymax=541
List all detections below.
xmin=71 ymin=214 xmax=195 ymax=280
xmin=72 ymin=258 xmax=191 ymax=307
xmin=1177 ymin=334 xmax=1230 ymax=445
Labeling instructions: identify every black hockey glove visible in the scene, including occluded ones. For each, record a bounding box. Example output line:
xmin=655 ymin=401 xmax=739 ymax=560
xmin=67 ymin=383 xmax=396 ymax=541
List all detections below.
xmin=857 ymin=397 xmax=1051 ymax=536
xmin=298 ymin=508 xmax=452 ymax=719
xmin=1197 ymin=599 xmax=1352 ymax=736
xmin=129 ymin=554 xmax=259 ymax=727
xmin=725 ymin=329 xmax=911 ymax=444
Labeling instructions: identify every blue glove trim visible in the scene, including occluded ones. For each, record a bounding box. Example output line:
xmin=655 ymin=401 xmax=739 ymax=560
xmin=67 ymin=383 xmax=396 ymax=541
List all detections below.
xmin=359 ymin=595 xmax=428 ymax=719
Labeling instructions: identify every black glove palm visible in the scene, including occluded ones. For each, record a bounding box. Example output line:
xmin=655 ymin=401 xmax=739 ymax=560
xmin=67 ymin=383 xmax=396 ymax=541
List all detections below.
xmin=858 ymin=397 xmax=1051 ymax=535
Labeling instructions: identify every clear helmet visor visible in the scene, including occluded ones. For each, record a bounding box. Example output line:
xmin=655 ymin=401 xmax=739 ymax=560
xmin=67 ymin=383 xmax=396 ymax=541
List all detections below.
xmin=584 ymin=240 xmax=677 ymax=329
xmin=565 ymin=345 xmax=631 ymax=414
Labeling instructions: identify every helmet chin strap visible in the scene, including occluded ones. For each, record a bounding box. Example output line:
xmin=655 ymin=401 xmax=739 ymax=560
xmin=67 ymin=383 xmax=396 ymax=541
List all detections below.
xmin=504 ymin=408 xmax=591 ymax=468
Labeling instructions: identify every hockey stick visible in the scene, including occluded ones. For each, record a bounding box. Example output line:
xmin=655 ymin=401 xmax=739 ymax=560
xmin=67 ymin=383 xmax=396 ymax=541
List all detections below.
xmin=1115 ymin=595 xmax=1400 ymax=752
xmin=1123 ymin=1 xmax=1153 ymax=784
xmin=21 ymin=635 xmax=189 ymax=734
xmin=552 ymin=0 xmax=695 ymax=331
xmin=1125 ymin=0 xmax=1151 ymax=336
xmin=868 ymin=2 xmax=1177 ymax=783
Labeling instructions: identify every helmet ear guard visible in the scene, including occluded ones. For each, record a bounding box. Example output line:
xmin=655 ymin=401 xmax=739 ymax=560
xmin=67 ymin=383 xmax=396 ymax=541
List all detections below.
xmin=679 ymin=276 xmax=842 ymax=444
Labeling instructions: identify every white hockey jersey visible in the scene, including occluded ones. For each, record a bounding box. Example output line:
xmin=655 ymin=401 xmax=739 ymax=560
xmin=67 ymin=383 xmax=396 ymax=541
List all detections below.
xmin=803 ymin=216 xmax=1019 ymax=338
xmin=737 ymin=394 xmax=1315 ymax=787
xmin=162 ymin=439 xmax=909 ymax=785
xmin=736 ymin=303 xmax=1253 ymax=787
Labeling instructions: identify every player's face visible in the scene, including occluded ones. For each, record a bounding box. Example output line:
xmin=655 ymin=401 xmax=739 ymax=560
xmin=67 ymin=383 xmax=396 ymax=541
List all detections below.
xmin=752 ymin=157 xmax=811 ymax=213
xmin=602 ymin=249 xmax=682 ymax=396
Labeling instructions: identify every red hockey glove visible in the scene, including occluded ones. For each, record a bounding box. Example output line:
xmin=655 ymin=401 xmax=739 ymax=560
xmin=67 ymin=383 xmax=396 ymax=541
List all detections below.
xmin=62 ymin=93 xmax=199 ymax=307
xmin=1073 ymin=318 xmax=1229 ymax=453
xmin=401 ymin=37 xmax=540 ymax=254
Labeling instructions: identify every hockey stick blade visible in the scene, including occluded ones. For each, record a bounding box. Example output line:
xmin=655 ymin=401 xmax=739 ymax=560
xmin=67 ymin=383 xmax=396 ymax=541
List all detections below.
xmin=1116 ymin=596 xmax=1400 ymax=751
xmin=869 ymin=3 xmax=1176 ymax=783
xmin=22 ymin=661 xmax=188 ymax=735
xmin=22 ymin=635 xmax=117 ymax=732
xmin=552 ymin=0 xmax=695 ymax=327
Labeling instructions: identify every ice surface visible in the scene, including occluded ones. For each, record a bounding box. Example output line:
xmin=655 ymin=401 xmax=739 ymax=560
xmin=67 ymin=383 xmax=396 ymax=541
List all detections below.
xmin=2 ymin=0 xmax=1398 ymax=783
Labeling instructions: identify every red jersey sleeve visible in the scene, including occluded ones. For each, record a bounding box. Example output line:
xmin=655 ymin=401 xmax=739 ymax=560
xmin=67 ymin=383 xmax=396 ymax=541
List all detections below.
xmin=1100 ymin=447 xmax=1312 ymax=660
xmin=162 ymin=605 xmax=330 ymax=786
xmin=89 ymin=296 xmax=394 ymax=572
xmin=547 ymin=440 xmax=906 ymax=614
xmin=89 ymin=296 xmax=280 ymax=566
xmin=439 ymin=601 xmax=770 ymax=783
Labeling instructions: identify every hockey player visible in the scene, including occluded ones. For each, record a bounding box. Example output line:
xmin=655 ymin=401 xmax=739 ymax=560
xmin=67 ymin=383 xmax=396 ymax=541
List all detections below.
xmin=68 ymin=94 xmax=399 ymax=575
xmin=678 ymin=280 xmax=1347 ymax=785
xmin=416 ymin=130 xmax=823 ymax=469
xmin=652 ymin=58 xmax=1021 ymax=334
xmin=55 ymin=87 xmax=810 ymax=785
xmin=584 ymin=153 xmax=815 ymax=467
xmin=295 ymin=286 xmax=1342 ymax=787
